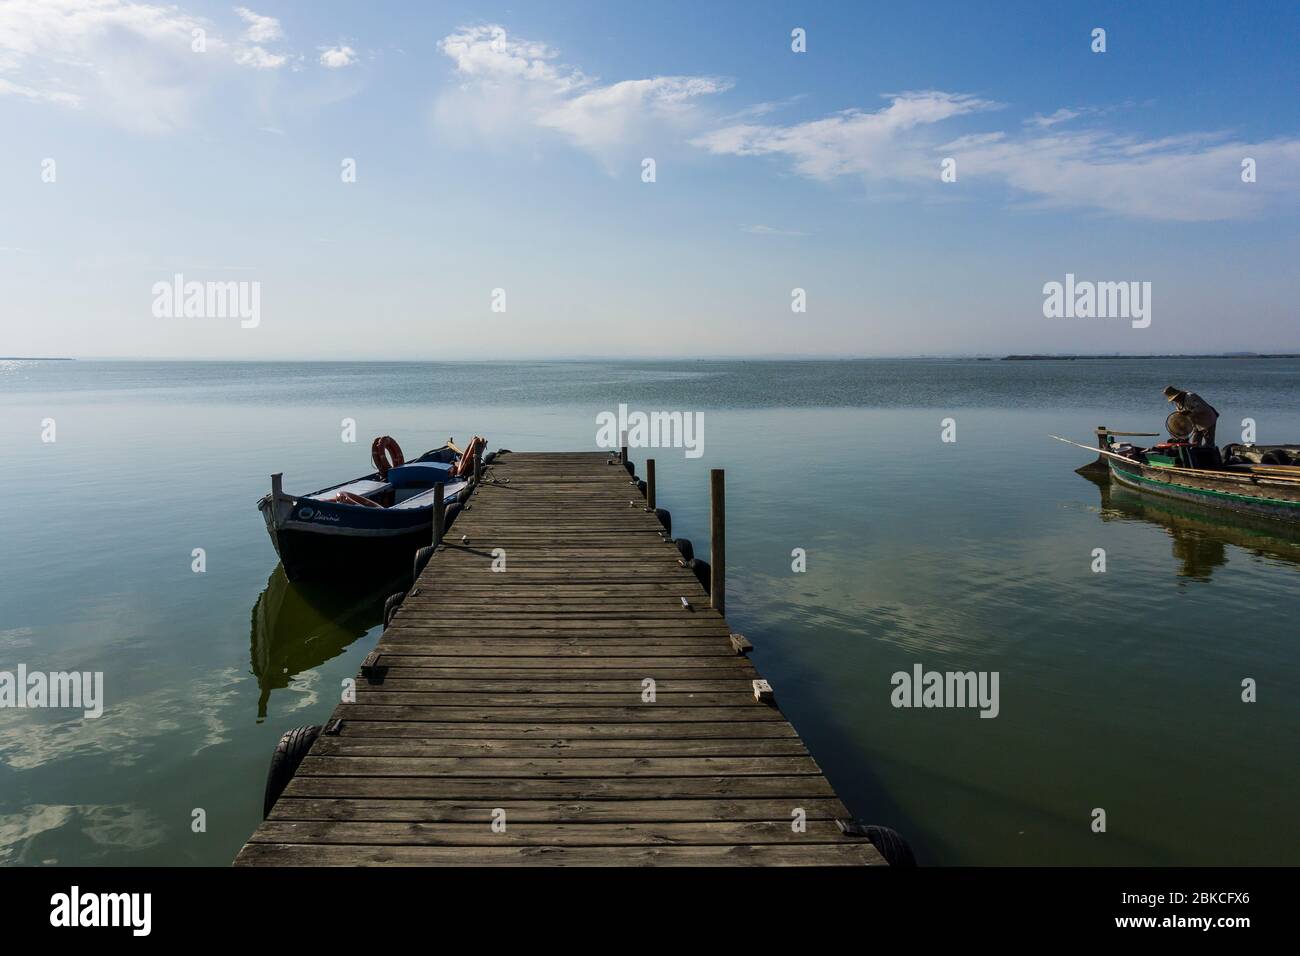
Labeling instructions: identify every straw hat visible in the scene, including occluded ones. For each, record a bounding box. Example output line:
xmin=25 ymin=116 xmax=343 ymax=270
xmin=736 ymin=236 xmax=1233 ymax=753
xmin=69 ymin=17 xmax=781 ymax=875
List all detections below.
xmin=1163 ymin=385 xmax=1182 ymax=402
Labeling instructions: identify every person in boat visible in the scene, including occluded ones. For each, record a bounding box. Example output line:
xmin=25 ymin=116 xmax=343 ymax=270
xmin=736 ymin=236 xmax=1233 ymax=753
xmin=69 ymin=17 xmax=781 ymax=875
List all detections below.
xmin=1163 ymin=386 xmax=1219 ymax=447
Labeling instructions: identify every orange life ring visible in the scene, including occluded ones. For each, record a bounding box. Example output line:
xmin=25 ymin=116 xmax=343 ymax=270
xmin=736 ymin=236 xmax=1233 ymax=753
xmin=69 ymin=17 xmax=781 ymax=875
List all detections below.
xmin=371 ymin=436 xmax=404 ymax=480
xmin=452 ymin=436 xmax=485 ymax=478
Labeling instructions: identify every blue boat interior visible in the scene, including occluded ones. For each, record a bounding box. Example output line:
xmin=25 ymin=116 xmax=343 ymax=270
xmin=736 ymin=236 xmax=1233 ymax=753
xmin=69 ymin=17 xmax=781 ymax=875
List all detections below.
xmin=303 ymin=449 xmax=467 ymax=508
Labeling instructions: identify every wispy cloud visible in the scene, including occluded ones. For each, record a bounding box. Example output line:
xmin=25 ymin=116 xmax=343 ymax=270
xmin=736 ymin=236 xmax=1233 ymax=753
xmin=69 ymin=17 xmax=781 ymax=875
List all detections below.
xmin=234 ymin=6 xmax=281 ymax=44
xmin=0 ymin=1 xmax=299 ymax=130
xmin=696 ymin=90 xmax=1300 ymax=221
xmin=0 ymin=0 xmax=216 ymax=130
xmin=741 ymin=224 xmax=809 ymax=236
xmin=694 ymin=92 xmax=1001 ymax=179
xmin=434 ymin=24 xmax=732 ymax=172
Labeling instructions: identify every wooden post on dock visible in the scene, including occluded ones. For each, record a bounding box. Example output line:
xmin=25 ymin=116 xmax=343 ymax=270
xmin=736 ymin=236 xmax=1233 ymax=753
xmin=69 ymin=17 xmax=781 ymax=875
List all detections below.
xmin=620 ymin=429 xmax=628 ymax=465
xmin=645 ymin=458 xmax=656 ymax=511
xmin=271 ymin=473 xmax=282 ymax=499
xmin=473 ymin=447 xmax=482 ymax=485
xmin=710 ymin=468 xmax=725 ymax=615
xmin=432 ymin=482 xmax=445 ymax=547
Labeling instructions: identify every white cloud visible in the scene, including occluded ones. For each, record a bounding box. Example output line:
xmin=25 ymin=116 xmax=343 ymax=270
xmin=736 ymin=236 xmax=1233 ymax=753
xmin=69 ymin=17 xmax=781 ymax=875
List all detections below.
xmin=694 ymin=92 xmax=999 ymax=180
xmin=319 ymin=44 xmax=357 ymax=69
xmin=696 ymin=91 xmax=1300 ymax=222
xmin=234 ymin=45 xmax=285 ymax=70
xmin=0 ymin=0 xmax=216 ymax=130
xmin=0 ymin=0 xmax=299 ymax=129
xmin=234 ymin=6 xmax=281 ymax=44
xmin=944 ymin=128 xmax=1300 ymax=222
xmin=0 ymin=75 xmax=83 ymax=108
xmin=434 ymin=24 xmax=731 ymax=171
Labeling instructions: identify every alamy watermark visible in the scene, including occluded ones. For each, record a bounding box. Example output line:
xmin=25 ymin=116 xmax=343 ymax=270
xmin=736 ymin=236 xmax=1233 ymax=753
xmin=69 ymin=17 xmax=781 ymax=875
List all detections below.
xmin=596 ymin=403 xmax=704 ymax=459
xmin=0 ymin=665 xmax=103 ymax=718
xmin=152 ymin=274 xmax=260 ymax=328
xmin=1042 ymin=273 xmax=1150 ymax=329
xmin=50 ymin=886 xmax=150 ymax=936
xmin=891 ymin=664 xmax=999 ymax=718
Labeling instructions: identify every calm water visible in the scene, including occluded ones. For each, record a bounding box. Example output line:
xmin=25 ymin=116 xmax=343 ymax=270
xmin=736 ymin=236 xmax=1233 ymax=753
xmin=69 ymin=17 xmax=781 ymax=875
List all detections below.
xmin=1 ymin=359 xmax=1297 ymax=866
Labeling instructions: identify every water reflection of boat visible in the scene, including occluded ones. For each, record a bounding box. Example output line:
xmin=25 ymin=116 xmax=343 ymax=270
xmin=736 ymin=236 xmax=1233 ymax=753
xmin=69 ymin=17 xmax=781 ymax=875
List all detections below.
xmin=248 ymin=565 xmax=386 ymax=720
xmin=1081 ymin=471 xmax=1300 ymax=580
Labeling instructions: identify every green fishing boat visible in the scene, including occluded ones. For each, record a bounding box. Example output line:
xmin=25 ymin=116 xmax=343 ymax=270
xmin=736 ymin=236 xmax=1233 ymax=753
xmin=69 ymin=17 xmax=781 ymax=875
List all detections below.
xmin=1055 ymin=426 xmax=1300 ymax=527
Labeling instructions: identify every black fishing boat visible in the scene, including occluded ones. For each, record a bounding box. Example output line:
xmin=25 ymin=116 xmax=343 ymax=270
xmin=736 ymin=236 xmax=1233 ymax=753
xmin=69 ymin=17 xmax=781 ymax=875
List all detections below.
xmin=258 ymin=435 xmax=486 ymax=582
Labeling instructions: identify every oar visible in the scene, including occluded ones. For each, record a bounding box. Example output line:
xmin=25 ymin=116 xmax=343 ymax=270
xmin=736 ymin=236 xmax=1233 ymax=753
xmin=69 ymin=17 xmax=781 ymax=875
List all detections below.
xmin=1048 ymin=435 xmax=1142 ymax=463
xmin=1050 ymin=435 xmax=1300 ymax=484
xmin=1097 ymin=430 xmax=1159 ymax=437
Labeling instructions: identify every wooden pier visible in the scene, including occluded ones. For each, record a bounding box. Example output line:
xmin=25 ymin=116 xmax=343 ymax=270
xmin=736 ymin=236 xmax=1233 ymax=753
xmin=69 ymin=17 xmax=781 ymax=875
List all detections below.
xmin=236 ymin=451 xmax=886 ymax=866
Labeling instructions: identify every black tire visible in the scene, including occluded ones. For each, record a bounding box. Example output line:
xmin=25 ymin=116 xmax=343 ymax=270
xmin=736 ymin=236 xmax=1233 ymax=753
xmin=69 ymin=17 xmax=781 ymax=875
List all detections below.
xmin=263 ymin=725 xmax=321 ymax=818
xmin=1262 ymin=450 xmax=1290 ymax=465
xmin=413 ymin=545 xmax=434 ymax=581
xmin=674 ymin=538 xmax=695 ymax=562
xmin=443 ymin=502 xmax=463 ymax=529
xmin=636 ymin=479 xmax=647 ymax=496
xmin=383 ymin=592 xmax=404 ymax=628
xmin=864 ymin=825 xmax=917 ymax=867
xmin=689 ymin=558 xmax=711 ymax=593
xmin=654 ymin=508 xmax=672 ymax=537
xmin=483 ymin=451 xmax=497 ymax=465
xmin=623 ymin=458 xmax=635 ymax=475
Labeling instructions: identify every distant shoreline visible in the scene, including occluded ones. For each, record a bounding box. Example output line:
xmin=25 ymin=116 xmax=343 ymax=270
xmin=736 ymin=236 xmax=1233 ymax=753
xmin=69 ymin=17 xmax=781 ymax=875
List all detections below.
xmin=7 ymin=354 xmax=1300 ymax=363
xmin=1002 ymin=353 xmax=1300 ymax=361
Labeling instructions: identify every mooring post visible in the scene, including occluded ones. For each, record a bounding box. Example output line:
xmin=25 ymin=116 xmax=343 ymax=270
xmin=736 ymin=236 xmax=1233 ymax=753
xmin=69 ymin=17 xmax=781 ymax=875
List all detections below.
xmin=710 ymin=468 xmax=725 ymax=615
xmin=473 ymin=446 xmax=482 ymax=485
xmin=645 ymin=458 xmax=656 ymax=511
xmin=433 ymin=482 xmax=445 ymax=547
xmin=1096 ymin=425 xmax=1108 ymax=452
xmin=620 ymin=429 xmax=628 ymax=465
xmin=271 ymin=472 xmax=282 ymax=499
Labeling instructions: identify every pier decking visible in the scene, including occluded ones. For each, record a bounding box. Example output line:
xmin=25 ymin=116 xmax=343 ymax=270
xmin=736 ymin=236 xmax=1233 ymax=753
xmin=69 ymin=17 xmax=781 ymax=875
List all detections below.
xmin=236 ymin=451 xmax=885 ymax=866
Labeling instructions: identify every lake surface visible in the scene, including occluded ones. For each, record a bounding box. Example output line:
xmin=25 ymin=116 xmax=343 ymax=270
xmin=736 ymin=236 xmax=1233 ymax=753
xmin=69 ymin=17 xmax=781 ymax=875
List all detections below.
xmin=1 ymin=358 xmax=1297 ymax=865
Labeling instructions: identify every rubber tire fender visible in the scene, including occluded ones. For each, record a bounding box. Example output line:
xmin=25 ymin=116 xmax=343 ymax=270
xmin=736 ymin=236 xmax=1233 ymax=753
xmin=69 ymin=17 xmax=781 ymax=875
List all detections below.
xmin=688 ymin=558 xmax=711 ymax=594
xmin=654 ymin=508 xmax=672 ymax=537
xmin=383 ymin=591 xmax=405 ymax=628
xmin=263 ymin=725 xmax=321 ymax=818
xmin=865 ymin=825 xmax=917 ymax=867
xmin=413 ymin=545 xmax=435 ymax=582
xmin=674 ymin=538 xmax=695 ymax=563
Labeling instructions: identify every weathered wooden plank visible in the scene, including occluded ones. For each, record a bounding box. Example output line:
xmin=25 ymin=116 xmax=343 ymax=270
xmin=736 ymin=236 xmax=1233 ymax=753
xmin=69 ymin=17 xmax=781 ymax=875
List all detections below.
xmin=234 ymin=843 xmax=885 ymax=866
xmin=328 ymin=705 xmax=787 ymax=722
xmin=351 ymin=690 xmax=774 ymax=707
xmin=325 ymin=720 xmax=794 ymax=739
xmin=374 ymin=665 xmax=760 ymax=680
xmin=268 ymin=796 xmax=845 ymax=823
xmin=370 ymin=643 xmax=736 ymax=657
xmin=280 ymin=774 xmax=838 ymax=800
xmin=311 ymin=736 xmax=808 ymax=758
xmin=364 ymin=678 xmax=758 ymax=692
xmin=252 ymin=819 xmax=859 ymax=847
xmin=295 ymin=755 xmax=821 ymax=777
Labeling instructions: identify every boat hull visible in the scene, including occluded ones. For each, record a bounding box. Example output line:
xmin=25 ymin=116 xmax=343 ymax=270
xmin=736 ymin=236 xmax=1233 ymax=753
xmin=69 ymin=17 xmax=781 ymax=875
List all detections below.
xmin=267 ymin=522 xmax=434 ymax=584
xmin=1108 ymin=456 xmax=1300 ymax=526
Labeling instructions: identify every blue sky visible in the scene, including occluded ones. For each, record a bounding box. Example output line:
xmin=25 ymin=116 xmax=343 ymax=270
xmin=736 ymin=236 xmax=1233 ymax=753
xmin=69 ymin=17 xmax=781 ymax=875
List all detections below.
xmin=1 ymin=0 xmax=1297 ymax=359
